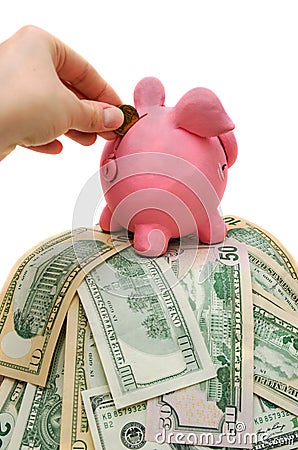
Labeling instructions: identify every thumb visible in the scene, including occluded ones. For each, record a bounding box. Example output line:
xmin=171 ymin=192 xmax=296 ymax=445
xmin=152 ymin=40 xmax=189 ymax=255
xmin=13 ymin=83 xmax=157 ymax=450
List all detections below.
xmin=70 ymin=99 xmax=124 ymax=133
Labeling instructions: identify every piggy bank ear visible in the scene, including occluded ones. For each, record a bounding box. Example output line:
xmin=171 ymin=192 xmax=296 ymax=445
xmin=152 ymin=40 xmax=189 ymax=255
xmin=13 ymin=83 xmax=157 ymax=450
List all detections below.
xmin=172 ymin=87 xmax=234 ymax=137
xmin=134 ymin=77 xmax=165 ymax=114
xmin=219 ymin=130 xmax=238 ymax=167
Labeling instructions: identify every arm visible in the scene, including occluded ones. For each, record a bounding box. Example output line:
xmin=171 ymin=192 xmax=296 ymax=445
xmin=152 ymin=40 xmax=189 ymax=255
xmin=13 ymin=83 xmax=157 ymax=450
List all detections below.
xmin=0 ymin=25 xmax=124 ymax=160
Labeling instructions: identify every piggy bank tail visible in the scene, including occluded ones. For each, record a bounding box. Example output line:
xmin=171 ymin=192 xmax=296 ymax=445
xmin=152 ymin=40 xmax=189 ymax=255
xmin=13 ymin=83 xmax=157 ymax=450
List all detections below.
xmin=133 ymin=223 xmax=172 ymax=257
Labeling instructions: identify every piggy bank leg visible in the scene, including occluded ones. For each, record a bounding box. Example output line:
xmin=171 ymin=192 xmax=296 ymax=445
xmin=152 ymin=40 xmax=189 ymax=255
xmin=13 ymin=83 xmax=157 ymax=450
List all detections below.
xmin=197 ymin=210 xmax=227 ymax=244
xmin=99 ymin=205 xmax=123 ymax=232
xmin=133 ymin=223 xmax=172 ymax=257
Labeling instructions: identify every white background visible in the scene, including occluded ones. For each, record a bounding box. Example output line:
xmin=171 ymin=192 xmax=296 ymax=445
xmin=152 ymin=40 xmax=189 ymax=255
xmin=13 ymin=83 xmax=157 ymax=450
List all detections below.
xmin=0 ymin=0 xmax=297 ymax=289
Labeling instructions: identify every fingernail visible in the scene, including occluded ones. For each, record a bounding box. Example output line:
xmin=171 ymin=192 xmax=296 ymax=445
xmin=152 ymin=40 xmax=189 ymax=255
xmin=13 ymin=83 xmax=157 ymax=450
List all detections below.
xmin=103 ymin=107 xmax=124 ymax=129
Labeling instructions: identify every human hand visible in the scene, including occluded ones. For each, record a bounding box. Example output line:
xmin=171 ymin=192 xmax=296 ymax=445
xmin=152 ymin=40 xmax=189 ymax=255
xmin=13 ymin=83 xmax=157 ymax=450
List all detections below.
xmin=0 ymin=25 xmax=124 ymax=160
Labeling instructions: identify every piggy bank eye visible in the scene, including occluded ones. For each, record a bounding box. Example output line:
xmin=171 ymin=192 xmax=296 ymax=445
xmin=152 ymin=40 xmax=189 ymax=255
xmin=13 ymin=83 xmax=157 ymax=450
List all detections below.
xmin=218 ymin=162 xmax=227 ymax=181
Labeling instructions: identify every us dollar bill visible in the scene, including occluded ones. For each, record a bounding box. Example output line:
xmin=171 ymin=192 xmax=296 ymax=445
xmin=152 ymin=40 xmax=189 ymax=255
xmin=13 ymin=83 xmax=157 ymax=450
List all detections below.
xmin=224 ymin=215 xmax=298 ymax=280
xmin=253 ymin=394 xmax=298 ymax=450
xmin=0 ymin=227 xmax=130 ymax=386
xmin=78 ymin=246 xmax=216 ymax=409
xmin=60 ymin=294 xmax=96 ymax=449
xmin=82 ymin=385 xmax=176 ymax=449
xmin=145 ymin=240 xmax=254 ymax=448
xmin=84 ymin=308 xmax=108 ymax=391
xmin=248 ymin=247 xmax=298 ymax=313
xmin=8 ymin=324 xmax=66 ymax=449
xmin=253 ymin=294 xmax=298 ymax=416
xmin=0 ymin=378 xmax=27 ymax=448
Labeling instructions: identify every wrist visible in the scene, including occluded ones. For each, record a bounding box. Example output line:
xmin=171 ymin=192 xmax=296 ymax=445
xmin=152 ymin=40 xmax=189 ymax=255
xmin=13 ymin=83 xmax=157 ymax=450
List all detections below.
xmin=0 ymin=107 xmax=17 ymax=160
xmin=0 ymin=94 xmax=18 ymax=160
xmin=0 ymin=140 xmax=16 ymax=161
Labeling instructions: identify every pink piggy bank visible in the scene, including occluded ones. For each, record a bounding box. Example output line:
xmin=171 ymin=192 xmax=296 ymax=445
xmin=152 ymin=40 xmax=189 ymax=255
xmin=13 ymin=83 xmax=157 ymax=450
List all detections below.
xmin=99 ymin=77 xmax=237 ymax=257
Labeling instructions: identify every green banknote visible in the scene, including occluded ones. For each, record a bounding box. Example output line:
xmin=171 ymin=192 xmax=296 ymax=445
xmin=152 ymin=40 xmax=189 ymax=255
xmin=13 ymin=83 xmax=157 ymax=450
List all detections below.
xmin=225 ymin=216 xmax=298 ymax=312
xmin=60 ymin=294 xmax=96 ymax=449
xmin=224 ymin=215 xmax=298 ymax=280
xmin=0 ymin=378 xmax=27 ymax=448
xmin=146 ymin=240 xmax=254 ymax=448
xmin=84 ymin=309 xmax=108 ymax=391
xmin=82 ymin=385 xmax=181 ymax=449
xmin=253 ymin=394 xmax=298 ymax=450
xmin=8 ymin=324 xmax=66 ymax=449
xmin=248 ymin=247 xmax=298 ymax=313
xmin=78 ymin=246 xmax=216 ymax=409
xmin=0 ymin=227 xmax=130 ymax=385
xmin=253 ymin=295 xmax=298 ymax=416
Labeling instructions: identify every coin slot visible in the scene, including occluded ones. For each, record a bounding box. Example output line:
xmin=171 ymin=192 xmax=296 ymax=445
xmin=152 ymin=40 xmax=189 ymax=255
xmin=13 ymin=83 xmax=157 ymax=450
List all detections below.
xmin=114 ymin=113 xmax=148 ymax=151
xmin=114 ymin=136 xmax=122 ymax=151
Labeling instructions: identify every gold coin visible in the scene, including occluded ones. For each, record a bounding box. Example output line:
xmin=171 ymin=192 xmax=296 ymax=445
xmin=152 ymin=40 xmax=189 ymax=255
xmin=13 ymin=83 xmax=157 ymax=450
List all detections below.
xmin=114 ymin=104 xmax=139 ymax=136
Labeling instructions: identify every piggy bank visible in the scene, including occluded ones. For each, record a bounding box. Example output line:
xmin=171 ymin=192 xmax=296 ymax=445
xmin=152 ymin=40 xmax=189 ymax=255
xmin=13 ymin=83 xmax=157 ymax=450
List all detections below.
xmin=99 ymin=77 xmax=237 ymax=257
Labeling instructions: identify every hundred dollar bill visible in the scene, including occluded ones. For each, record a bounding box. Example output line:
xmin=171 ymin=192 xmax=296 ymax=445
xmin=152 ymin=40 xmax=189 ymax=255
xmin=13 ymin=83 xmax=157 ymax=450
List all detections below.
xmin=8 ymin=323 xmax=66 ymax=449
xmin=248 ymin=247 xmax=298 ymax=313
xmin=78 ymin=246 xmax=216 ymax=409
xmin=0 ymin=377 xmax=27 ymax=448
xmin=84 ymin=309 xmax=108 ymax=390
xmin=253 ymin=294 xmax=298 ymax=416
xmin=0 ymin=227 xmax=130 ymax=386
xmin=253 ymin=394 xmax=298 ymax=450
xmin=82 ymin=385 xmax=179 ymax=449
xmin=60 ymin=294 xmax=96 ymax=449
xmin=146 ymin=241 xmax=254 ymax=448
xmin=224 ymin=215 xmax=298 ymax=280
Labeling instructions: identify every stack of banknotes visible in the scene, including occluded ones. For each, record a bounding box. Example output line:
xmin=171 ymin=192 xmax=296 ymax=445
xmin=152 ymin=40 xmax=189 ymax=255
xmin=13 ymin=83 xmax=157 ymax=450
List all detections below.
xmin=0 ymin=215 xmax=297 ymax=449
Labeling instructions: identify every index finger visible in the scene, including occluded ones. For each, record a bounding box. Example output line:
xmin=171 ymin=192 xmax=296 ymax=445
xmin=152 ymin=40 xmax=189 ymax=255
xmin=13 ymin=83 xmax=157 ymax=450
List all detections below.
xmin=51 ymin=36 xmax=122 ymax=105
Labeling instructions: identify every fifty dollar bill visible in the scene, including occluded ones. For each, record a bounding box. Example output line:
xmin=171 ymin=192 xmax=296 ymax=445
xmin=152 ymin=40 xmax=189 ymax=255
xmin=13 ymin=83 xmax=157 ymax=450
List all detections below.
xmin=146 ymin=240 xmax=254 ymax=448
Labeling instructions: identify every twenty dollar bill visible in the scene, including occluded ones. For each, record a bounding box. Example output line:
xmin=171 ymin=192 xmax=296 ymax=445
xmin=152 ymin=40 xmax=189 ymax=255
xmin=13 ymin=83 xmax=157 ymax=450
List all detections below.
xmin=146 ymin=241 xmax=254 ymax=448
